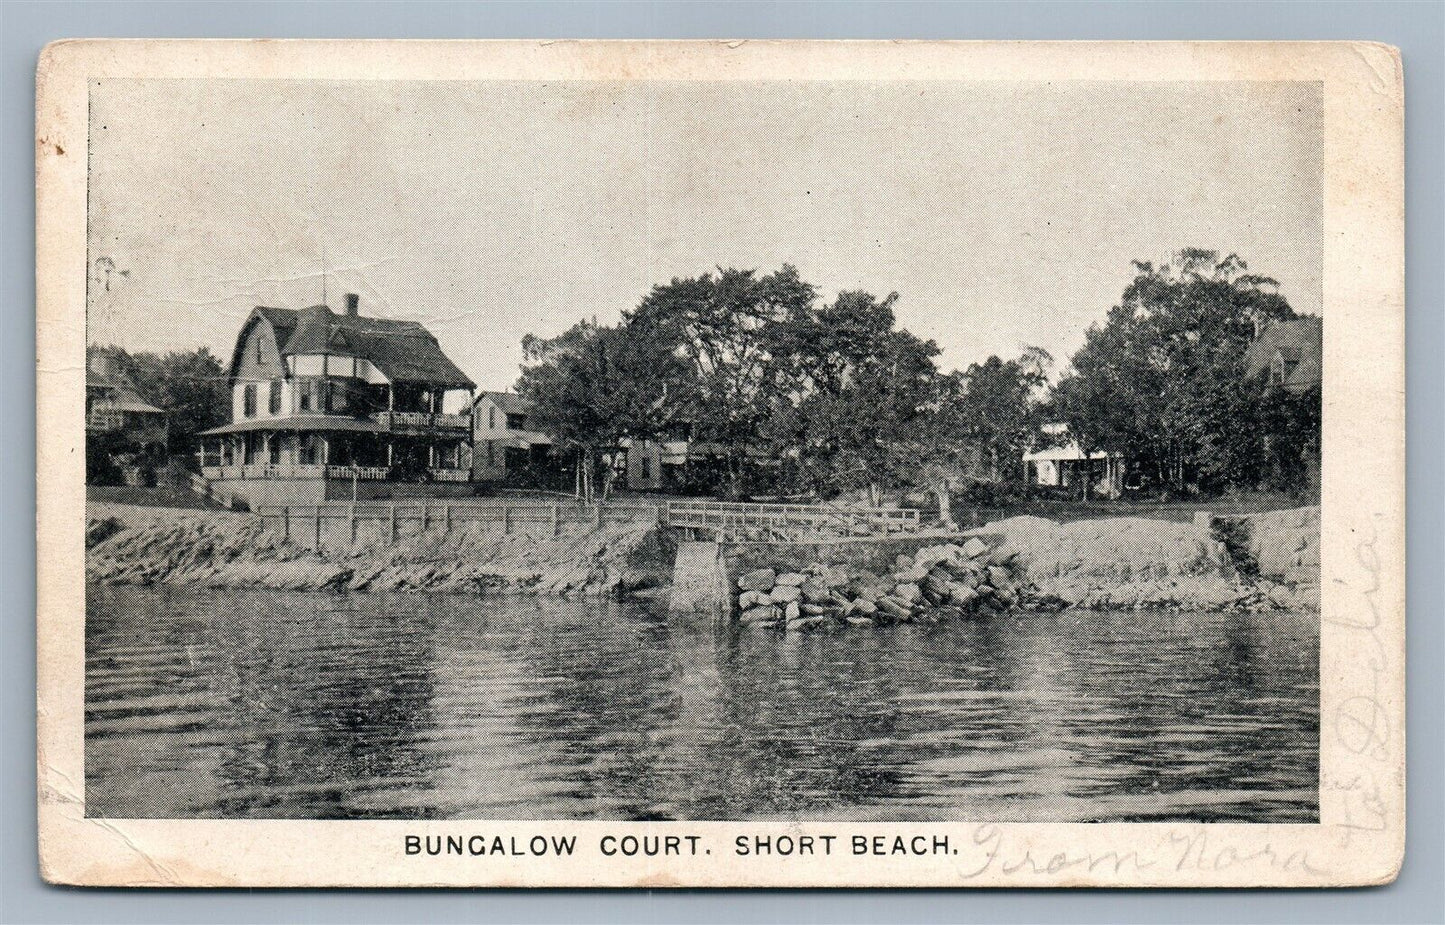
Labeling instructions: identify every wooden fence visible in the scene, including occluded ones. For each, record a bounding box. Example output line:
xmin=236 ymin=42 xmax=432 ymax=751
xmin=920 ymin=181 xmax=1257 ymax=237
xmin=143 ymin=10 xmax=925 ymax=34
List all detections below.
xmin=256 ymin=499 xmax=661 ymax=548
xmin=251 ymin=496 xmax=925 ymax=548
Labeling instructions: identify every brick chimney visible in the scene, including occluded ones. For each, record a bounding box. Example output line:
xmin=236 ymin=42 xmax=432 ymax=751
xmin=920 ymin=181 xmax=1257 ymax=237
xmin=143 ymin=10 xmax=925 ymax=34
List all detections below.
xmin=345 ymin=293 xmax=360 ymax=317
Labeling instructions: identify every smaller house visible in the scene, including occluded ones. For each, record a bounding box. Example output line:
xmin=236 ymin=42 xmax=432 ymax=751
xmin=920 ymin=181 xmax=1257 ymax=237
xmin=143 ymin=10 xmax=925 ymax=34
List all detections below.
xmin=87 ymin=348 xmax=167 ymax=484
xmin=470 ymin=392 xmax=557 ymax=484
xmin=1023 ymin=424 xmax=1124 ymax=497
xmin=1244 ymin=316 xmax=1322 ymax=394
xmin=86 ymin=349 xmax=167 ymax=443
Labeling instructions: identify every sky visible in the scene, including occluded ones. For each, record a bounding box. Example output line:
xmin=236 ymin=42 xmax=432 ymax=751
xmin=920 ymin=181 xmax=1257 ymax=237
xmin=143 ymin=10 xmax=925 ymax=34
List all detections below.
xmin=87 ymin=78 xmax=1322 ymax=393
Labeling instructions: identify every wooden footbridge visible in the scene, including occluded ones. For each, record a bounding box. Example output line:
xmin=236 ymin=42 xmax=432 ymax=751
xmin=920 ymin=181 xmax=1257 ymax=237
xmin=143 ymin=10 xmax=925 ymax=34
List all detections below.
xmin=660 ymin=499 xmax=923 ymax=542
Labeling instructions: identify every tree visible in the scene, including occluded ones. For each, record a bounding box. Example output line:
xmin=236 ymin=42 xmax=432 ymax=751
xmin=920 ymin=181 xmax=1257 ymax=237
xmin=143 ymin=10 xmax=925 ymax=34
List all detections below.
xmin=764 ymin=289 xmax=942 ymax=503
xmin=956 ymin=347 xmax=1051 ymax=482
xmin=516 ymin=319 xmax=686 ymax=502
xmin=1051 ymin=250 xmax=1297 ymax=494
xmin=626 ymin=265 xmax=817 ymax=498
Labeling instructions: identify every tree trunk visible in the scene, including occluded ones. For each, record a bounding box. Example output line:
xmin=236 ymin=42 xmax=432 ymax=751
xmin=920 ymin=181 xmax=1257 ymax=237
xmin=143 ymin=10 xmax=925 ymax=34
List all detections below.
xmin=867 ymin=481 xmax=881 ymax=508
xmin=935 ymin=480 xmax=954 ymax=531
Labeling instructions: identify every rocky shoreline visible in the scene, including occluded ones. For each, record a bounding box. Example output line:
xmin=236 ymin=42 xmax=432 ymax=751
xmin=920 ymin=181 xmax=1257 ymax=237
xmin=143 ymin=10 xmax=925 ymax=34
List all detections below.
xmin=86 ymin=502 xmax=672 ymax=597
xmin=86 ymin=501 xmax=1320 ymax=618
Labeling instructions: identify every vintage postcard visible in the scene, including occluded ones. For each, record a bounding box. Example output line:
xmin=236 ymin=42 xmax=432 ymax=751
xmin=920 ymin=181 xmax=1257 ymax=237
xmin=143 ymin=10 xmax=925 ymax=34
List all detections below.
xmin=37 ymin=40 xmax=1404 ymax=887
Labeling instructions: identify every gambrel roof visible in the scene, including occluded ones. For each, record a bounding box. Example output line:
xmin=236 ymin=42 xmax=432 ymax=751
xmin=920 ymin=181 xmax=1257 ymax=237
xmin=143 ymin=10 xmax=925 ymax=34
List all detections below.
xmin=227 ymin=304 xmax=474 ymax=389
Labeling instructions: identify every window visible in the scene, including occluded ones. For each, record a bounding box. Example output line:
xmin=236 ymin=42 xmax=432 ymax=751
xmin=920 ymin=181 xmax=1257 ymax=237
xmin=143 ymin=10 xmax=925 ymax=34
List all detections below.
xmin=485 ymin=441 xmax=495 ymax=466
xmin=243 ymin=383 xmax=257 ymax=418
xmin=298 ymin=378 xmax=324 ymax=412
xmin=268 ymin=380 xmax=282 ymax=415
xmin=254 ymin=335 xmax=263 ymax=364
xmin=488 ymin=406 xmax=497 ymax=429
xmin=507 ymin=413 xmax=526 ymax=430
xmin=328 ymin=380 xmax=348 ymax=413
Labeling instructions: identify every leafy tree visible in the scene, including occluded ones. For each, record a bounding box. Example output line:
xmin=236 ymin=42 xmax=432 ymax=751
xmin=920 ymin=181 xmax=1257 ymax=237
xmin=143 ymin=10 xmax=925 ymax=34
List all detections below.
xmin=957 ymin=347 xmax=1051 ymax=482
xmin=1051 ymin=250 xmax=1297 ymax=494
xmin=765 ymin=289 xmax=942 ymax=504
xmin=626 ymin=265 xmax=817 ymax=498
xmin=516 ymin=319 xmax=687 ymax=502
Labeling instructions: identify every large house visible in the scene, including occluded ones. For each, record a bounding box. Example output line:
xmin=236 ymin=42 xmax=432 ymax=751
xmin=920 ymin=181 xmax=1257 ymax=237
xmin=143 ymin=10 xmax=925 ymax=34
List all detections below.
xmin=1245 ymin=316 xmax=1322 ymax=394
xmin=197 ymin=294 xmax=475 ymax=506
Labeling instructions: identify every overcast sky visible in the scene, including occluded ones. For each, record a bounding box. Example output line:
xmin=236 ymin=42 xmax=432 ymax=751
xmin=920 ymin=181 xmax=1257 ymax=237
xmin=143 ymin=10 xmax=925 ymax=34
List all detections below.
xmin=87 ymin=78 xmax=1322 ymax=392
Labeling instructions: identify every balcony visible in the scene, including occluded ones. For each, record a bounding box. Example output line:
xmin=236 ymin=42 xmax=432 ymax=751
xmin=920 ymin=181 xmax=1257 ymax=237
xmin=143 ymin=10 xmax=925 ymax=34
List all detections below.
xmin=371 ymin=411 xmax=470 ymax=432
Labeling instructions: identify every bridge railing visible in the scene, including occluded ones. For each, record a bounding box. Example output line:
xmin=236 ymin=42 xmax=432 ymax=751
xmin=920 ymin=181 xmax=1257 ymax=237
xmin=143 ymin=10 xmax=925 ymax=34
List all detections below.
xmin=661 ymin=499 xmax=921 ymax=540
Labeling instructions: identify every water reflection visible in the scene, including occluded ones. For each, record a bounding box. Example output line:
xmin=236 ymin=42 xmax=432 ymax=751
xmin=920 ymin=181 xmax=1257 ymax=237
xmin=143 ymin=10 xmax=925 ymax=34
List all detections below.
xmin=86 ymin=585 xmax=1318 ymax=821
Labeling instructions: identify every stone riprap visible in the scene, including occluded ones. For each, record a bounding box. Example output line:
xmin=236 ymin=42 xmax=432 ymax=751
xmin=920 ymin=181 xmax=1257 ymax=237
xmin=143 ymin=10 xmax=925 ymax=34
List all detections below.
xmin=727 ymin=506 xmax=1321 ymax=630
xmin=731 ymin=540 xmax=1027 ymax=632
xmin=86 ymin=502 xmax=671 ymax=597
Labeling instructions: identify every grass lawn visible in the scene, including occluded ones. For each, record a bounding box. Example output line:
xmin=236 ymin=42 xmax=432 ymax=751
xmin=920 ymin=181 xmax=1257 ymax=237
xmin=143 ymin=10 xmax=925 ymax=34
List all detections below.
xmin=950 ymin=490 xmax=1316 ymax=527
xmin=87 ymin=484 xmax=227 ymax=511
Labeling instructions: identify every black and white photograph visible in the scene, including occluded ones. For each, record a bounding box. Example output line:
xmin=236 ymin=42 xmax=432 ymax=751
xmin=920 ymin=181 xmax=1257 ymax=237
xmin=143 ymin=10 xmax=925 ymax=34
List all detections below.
xmin=37 ymin=39 xmax=1405 ymax=888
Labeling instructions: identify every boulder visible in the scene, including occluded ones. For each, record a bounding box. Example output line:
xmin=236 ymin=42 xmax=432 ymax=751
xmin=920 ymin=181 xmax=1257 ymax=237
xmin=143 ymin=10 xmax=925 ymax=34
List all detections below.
xmin=850 ymin=598 xmax=878 ymax=616
xmin=769 ymin=584 xmax=802 ymax=603
xmin=799 ymin=580 xmax=830 ymax=604
xmin=740 ymin=605 xmax=781 ymax=624
xmin=739 ymin=568 xmax=776 ymax=592
xmin=894 ymin=553 xmax=915 ymax=571
xmin=738 ymin=589 xmax=768 ymax=609
xmin=787 ymin=616 xmax=826 ymax=632
xmin=962 ymin=537 xmax=989 ymax=559
xmin=895 ymin=564 xmax=929 ymax=583
xmin=987 ymin=565 xmax=1014 ymax=589
xmin=846 ymin=616 xmax=877 ymax=627
xmin=775 ymin=572 xmax=807 ymax=587
xmin=895 ymin=582 xmax=922 ymax=604
xmin=948 ymin=584 xmax=978 ymax=608
xmin=800 ymin=603 xmax=830 ymax=616
xmin=784 ymin=601 xmax=801 ymax=620
xmin=877 ymin=597 xmax=913 ymax=620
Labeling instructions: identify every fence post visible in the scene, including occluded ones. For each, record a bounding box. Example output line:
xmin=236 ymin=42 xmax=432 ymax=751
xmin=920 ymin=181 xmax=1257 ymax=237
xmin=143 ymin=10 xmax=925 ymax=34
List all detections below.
xmin=593 ymin=503 xmax=602 ymax=529
xmin=349 ymin=503 xmax=357 ymax=544
xmin=314 ymin=506 xmax=322 ymax=548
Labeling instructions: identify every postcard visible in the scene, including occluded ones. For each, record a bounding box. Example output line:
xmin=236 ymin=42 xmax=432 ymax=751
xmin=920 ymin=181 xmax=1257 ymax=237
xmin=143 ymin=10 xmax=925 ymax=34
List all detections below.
xmin=37 ymin=39 xmax=1404 ymax=887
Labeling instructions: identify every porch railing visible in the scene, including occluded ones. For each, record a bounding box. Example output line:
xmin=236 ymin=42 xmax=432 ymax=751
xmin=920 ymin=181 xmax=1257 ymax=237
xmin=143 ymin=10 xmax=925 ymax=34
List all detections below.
xmin=429 ymin=468 xmax=470 ymax=482
xmin=201 ymin=463 xmax=388 ymax=480
xmin=371 ymin=411 xmax=471 ymax=431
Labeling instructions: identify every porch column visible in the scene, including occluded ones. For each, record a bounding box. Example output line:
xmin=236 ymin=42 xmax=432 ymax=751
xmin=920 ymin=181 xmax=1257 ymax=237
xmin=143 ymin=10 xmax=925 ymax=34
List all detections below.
xmin=386 ymin=440 xmax=394 ymax=466
xmin=261 ymin=433 xmax=270 ymax=465
xmin=321 ymin=435 xmax=329 ymax=467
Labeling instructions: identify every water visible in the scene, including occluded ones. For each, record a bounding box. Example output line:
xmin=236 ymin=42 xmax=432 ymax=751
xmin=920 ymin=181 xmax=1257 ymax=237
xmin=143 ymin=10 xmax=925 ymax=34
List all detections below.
xmin=85 ymin=584 xmax=1318 ymax=821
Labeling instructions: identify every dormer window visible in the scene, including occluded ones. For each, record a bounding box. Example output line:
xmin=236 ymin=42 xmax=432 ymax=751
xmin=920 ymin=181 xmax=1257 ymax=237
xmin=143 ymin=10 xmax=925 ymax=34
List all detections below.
xmin=255 ymin=335 xmax=263 ymax=364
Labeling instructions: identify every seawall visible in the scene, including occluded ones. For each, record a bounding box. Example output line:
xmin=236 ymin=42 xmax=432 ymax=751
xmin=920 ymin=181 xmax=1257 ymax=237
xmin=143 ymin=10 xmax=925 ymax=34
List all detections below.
xmin=86 ymin=502 xmax=674 ymax=596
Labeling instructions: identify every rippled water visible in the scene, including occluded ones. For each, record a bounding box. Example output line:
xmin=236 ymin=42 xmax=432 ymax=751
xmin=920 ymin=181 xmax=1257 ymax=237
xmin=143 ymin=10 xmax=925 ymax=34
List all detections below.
xmin=85 ymin=584 xmax=1318 ymax=821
